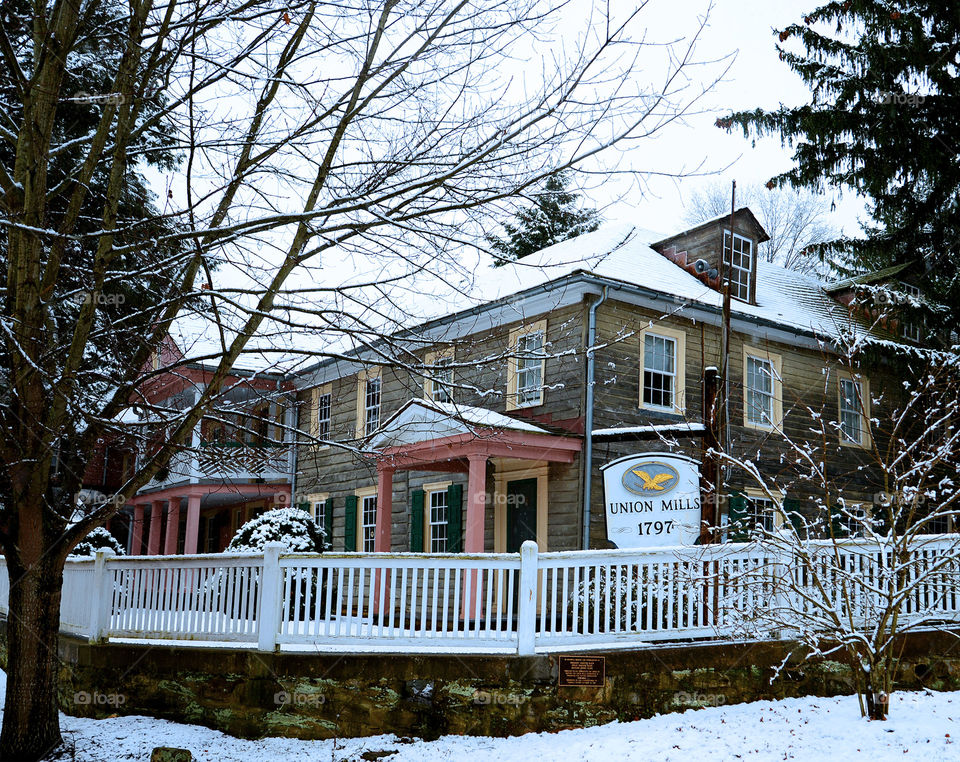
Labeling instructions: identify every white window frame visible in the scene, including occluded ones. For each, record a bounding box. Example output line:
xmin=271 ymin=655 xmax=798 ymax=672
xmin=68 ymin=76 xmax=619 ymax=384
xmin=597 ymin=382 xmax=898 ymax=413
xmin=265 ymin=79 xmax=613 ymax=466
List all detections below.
xmin=899 ymin=282 xmax=922 ymax=341
xmin=837 ymin=372 xmax=871 ymax=449
xmin=639 ymin=324 xmax=686 ymax=414
xmin=355 ymin=486 xmax=378 ymax=552
xmin=424 ymin=349 xmax=454 ymax=404
xmin=723 ymin=230 xmax=754 ymax=302
xmin=743 ymin=490 xmax=784 ymax=535
xmin=307 ymin=492 xmax=329 ymax=527
xmin=310 ymin=384 xmax=332 ymax=449
xmin=355 ymin=369 xmax=382 ymax=438
xmin=507 ymin=320 xmax=547 ymax=410
xmin=743 ymin=348 xmax=783 ymax=430
xmin=423 ymin=480 xmax=451 ymax=553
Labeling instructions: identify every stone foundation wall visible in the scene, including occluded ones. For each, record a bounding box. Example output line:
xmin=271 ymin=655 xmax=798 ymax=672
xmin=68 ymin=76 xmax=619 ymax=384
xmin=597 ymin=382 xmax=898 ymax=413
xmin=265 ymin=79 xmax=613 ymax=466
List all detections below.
xmin=4 ymin=626 xmax=960 ymax=741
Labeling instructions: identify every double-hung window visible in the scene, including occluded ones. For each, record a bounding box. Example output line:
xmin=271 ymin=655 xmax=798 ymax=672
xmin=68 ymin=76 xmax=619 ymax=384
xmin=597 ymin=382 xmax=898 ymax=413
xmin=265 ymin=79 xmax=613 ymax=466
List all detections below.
xmin=508 ymin=321 xmax=546 ymax=410
xmin=838 ymin=374 xmax=870 ymax=447
xmin=315 ymin=390 xmax=331 ymax=441
xmin=744 ymin=350 xmax=782 ymax=429
xmin=746 ymin=496 xmax=776 ymax=534
xmin=723 ymin=231 xmax=754 ymax=302
xmin=640 ymin=327 xmax=685 ymax=413
xmin=425 ymin=350 xmax=455 ymax=404
xmin=361 ymin=493 xmax=377 ymax=552
xmin=365 ymin=377 xmax=381 ymax=436
xmin=899 ymin=282 xmax=922 ymax=342
xmin=428 ymin=488 xmax=448 ymax=553
xmin=356 ymin=370 xmax=382 ymax=438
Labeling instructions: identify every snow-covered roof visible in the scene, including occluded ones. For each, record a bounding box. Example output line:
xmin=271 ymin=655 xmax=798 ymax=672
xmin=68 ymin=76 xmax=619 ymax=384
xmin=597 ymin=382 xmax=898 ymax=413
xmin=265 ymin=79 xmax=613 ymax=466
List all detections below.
xmin=366 ymin=399 xmax=547 ymax=449
xmin=468 ymin=223 xmax=877 ymax=344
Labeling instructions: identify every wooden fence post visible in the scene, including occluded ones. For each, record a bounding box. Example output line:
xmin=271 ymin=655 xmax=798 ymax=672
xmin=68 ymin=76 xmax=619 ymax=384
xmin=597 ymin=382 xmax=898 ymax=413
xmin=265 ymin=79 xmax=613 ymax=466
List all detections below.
xmin=258 ymin=542 xmax=284 ymax=652
xmin=89 ymin=549 xmax=115 ymax=642
xmin=517 ymin=540 xmax=538 ymax=655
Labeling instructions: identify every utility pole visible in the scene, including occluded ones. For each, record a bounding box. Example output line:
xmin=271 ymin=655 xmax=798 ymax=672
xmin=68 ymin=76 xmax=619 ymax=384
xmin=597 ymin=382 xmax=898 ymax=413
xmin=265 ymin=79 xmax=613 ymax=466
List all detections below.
xmin=713 ymin=181 xmax=736 ymax=542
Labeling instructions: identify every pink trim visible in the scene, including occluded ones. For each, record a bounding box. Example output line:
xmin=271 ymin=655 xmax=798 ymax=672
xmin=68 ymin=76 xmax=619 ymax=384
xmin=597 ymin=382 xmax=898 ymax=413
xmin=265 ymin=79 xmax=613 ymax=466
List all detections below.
xmin=376 ymin=430 xmax=580 ymax=471
xmin=147 ymin=501 xmax=164 ymax=555
xmin=184 ymin=494 xmax=202 ymax=554
xmin=164 ymin=499 xmax=181 ymax=555
xmin=130 ymin=504 xmax=144 ymax=555
xmin=375 ymin=467 xmax=393 ymax=552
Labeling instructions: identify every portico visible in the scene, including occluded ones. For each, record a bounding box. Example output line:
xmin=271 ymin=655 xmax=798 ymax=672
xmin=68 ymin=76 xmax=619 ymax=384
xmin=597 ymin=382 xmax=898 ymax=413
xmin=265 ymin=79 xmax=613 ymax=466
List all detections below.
xmin=127 ymin=482 xmax=290 ymax=555
xmin=366 ymin=400 xmax=582 ymax=553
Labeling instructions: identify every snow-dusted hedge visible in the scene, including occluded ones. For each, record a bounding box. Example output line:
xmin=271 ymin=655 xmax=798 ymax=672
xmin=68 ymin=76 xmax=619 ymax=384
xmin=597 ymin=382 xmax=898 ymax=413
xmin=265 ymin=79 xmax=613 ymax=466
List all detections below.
xmin=70 ymin=527 xmax=125 ymax=557
xmin=227 ymin=507 xmax=325 ymax=554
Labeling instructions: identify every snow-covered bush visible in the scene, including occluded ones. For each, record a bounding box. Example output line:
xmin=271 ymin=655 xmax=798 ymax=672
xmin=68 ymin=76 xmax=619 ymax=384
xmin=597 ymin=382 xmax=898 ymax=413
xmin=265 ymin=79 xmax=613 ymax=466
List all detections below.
xmin=227 ymin=507 xmax=325 ymax=554
xmin=225 ymin=507 xmax=327 ymax=619
xmin=70 ymin=527 xmax=125 ymax=557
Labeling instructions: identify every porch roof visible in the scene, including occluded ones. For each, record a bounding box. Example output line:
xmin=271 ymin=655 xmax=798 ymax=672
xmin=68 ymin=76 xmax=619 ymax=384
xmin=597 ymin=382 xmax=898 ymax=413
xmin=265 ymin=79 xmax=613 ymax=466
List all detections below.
xmin=366 ymin=399 xmax=580 ymax=471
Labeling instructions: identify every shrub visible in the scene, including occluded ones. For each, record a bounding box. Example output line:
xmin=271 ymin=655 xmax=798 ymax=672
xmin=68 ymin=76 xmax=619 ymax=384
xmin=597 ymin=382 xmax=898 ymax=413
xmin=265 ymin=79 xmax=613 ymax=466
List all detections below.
xmin=71 ymin=527 xmax=125 ymax=557
xmin=227 ymin=507 xmax=325 ymax=553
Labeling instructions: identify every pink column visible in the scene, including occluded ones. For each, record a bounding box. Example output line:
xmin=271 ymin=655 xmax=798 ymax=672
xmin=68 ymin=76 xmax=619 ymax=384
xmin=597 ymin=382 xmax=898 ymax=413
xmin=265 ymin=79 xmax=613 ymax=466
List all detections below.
xmin=375 ymin=466 xmax=394 ymax=552
xmin=184 ymin=493 xmax=202 ymax=554
xmin=147 ymin=500 xmax=163 ymax=555
xmin=130 ymin=504 xmax=145 ymax=555
xmin=164 ymin=498 xmax=181 ymax=555
xmin=464 ymin=453 xmax=488 ymax=621
xmin=465 ymin=454 xmax=487 ymax=552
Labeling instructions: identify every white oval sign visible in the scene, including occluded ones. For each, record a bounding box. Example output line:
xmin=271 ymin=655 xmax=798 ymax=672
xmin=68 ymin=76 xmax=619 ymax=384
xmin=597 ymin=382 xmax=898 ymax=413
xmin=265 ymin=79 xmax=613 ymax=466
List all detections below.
xmin=600 ymin=452 xmax=702 ymax=548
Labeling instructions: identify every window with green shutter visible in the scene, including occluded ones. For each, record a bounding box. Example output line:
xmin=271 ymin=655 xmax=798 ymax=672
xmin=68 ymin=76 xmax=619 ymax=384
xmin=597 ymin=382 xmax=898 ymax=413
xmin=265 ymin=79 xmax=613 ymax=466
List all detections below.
xmin=447 ymin=483 xmax=464 ymax=552
xmin=783 ymin=497 xmax=804 ymax=537
xmin=410 ymin=489 xmax=425 ymax=552
xmin=344 ymin=495 xmax=358 ymax=551
xmin=727 ymin=492 xmax=749 ymax=542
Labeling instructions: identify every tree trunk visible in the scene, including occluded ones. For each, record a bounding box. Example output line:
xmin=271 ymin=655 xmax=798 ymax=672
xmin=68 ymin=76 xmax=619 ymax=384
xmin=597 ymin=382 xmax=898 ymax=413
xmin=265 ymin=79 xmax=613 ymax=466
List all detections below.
xmin=860 ymin=665 xmax=889 ymax=721
xmin=0 ymin=550 xmax=66 ymax=761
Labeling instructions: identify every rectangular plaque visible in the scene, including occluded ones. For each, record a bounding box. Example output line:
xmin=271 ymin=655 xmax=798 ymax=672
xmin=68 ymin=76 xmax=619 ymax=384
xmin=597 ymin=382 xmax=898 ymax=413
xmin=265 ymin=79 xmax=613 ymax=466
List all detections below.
xmin=558 ymin=655 xmax=605 ymax=687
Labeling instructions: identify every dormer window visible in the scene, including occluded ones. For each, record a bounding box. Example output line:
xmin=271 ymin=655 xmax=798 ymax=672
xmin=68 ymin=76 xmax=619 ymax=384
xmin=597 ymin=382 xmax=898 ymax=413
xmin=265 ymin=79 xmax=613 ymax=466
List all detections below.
xmin=723 ymin=231 xmax=754 ymax=302
xmin=899 ymin=282 xmax=922 ymax=342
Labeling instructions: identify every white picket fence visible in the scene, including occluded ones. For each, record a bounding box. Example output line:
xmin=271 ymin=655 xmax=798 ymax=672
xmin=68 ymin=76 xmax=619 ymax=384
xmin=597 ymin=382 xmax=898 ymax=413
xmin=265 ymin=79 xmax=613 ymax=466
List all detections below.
xmin=0 ymin=537 xmax=959 ymax=654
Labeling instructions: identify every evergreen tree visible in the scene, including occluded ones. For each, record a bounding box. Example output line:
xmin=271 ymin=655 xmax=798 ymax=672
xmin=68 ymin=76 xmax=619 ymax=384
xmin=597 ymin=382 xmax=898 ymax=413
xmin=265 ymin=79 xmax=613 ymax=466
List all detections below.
xmin=487 ymin=171 xmax=601 ymax=265
xmin=718 ymin=1 xmax=960 ymax=328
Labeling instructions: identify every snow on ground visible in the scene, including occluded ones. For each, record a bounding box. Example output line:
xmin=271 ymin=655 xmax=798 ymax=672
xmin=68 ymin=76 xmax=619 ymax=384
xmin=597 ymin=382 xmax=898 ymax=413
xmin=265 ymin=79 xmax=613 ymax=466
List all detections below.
xmin=6 ymin=666 xmax=955 ymax=761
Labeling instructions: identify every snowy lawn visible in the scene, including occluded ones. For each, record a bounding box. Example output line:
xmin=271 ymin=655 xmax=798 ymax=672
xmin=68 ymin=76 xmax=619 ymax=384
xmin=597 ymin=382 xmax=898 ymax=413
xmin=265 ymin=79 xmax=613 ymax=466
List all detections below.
xmin=6 ymin=668 xmax=955 ymax=761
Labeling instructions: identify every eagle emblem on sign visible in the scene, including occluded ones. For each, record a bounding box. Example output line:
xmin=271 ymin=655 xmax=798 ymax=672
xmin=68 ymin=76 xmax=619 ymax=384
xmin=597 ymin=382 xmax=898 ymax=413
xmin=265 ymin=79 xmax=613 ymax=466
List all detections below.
xmin=621 ymin=461 xmax=679 ymax=496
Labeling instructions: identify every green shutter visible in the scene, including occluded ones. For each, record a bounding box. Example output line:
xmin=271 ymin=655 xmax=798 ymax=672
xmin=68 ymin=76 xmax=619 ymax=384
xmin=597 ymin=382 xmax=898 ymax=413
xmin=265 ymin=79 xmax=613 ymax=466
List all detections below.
xmin=296 ymin=501 xmax=310 ymax=513
xmin=344 ymin=495 xmax=358 ymax=551
xmin=783 ymin=497 xmax=804 ymax=537
xmin=827 ymin=502 xmax=847 ymax=538
xmin=410 ymin=490 xmax=425 ymax=552
xmin=323 ymin=497 xmax=334 ymax=549
xmin=447 ymin=483 xmax=464 ymax=552
xmin=728 ymin=492 xmax=749 ymax=542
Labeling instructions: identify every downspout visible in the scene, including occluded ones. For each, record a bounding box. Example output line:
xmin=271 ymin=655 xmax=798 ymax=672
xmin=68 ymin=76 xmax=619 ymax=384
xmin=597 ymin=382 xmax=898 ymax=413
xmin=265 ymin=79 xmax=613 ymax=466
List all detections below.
xmin=582 ymin=286 xmax=608 ymax=550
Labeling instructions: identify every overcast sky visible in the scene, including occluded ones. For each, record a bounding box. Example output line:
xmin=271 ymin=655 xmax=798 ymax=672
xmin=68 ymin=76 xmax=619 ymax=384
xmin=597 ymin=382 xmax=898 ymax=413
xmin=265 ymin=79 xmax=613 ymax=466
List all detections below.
xmin=597 ymin=0 xmax=868 ymax=238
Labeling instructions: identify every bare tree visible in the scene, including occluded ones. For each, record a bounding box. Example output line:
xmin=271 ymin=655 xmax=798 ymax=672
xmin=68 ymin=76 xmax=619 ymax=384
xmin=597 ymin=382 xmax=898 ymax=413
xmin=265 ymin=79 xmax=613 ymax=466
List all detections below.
xmin=0 ymin=0 xmax=726 ymax=757
xmin=683 ymin=180 xmax=837 ymax=274
xmin=709 ymin=328 xmax=960 ymax=720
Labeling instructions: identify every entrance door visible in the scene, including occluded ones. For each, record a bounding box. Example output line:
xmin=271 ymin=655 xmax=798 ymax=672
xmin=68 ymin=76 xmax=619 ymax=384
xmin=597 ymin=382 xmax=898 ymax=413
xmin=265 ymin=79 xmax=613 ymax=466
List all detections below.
xmin=506 ymin=478 xmax=538 ymax=552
